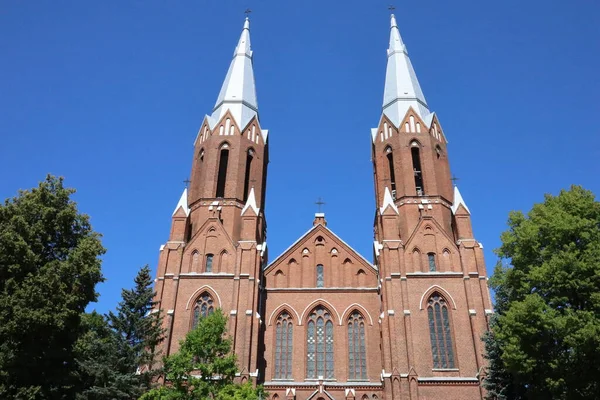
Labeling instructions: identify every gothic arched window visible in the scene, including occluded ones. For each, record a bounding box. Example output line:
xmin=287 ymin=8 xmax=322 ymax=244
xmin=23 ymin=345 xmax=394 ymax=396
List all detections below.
xmin=274 ymin=312 xmax=293 ymax=379
xmin=192 ymin=292 xmax=215 ymax=329
xmin=243 ymin=149 xmax=254 ymax=202
xmin=306 ymin=306 xmax=334 ymax=379
xmin=316 ymin=264 xmax=324 ymax=288
xmin=410 ymin=143 xmax=425 ymax=195
xmin=348 ymin=311 xmax=367 ymax=380
xmin=428 ymin=253 xmax=436 ymax=272
xmin=215 ymin=146 xmax=229 ymax=198
xmin=427 ymin=293 xmax=455 ymax=368
xmin=385 ymin=146 xmax=396 ymax=198
xmin=205 ymin=254 xmax=214 ymax=273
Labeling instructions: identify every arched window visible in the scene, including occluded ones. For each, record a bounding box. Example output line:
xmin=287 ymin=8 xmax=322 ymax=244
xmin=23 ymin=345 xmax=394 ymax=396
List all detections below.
xmin=428 ymin=253 xmax=436 ymax=272
xmin=205 ymin=254 xmax=214 ymax=273
xmin=427 ymin=293 xmax=455 ymax=368
xmin=192 ymin=292 xmax=214 ymax=329
xmin=274 ymin=312 xmax=293 ymax=379
xmin=385 ymin=147 xmax=396 ymax=199
xmin=306 ymin=306 xmax=334 ymax=379
xmin=410 ymin=143 xmax=425 ymax=195
xmin=316 ymin=264 xmax=324 ymax=288
xmin=348 ymin=311 xmax=367 ymax=380
xmin=215 ymin=146 xmax=229 ymax=198
xmin=191 ymin=250 xmax=199 ymax=273
xmin=243 ymin=149 xmax=254 ymax=202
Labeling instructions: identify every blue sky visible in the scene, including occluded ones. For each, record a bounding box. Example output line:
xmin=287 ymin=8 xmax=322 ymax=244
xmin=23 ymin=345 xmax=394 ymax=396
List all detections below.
xmin=1 ymin=1 xmax=599 ymax=314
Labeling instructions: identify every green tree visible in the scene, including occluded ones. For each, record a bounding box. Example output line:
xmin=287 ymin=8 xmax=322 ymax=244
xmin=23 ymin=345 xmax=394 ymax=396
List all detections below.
xmin=141 ymin=310 xmax=265 ymax=400
xmin=0 ymin=175 xmax=105 ymax=399
xmin=484 ymin=185 xmax=600 ymax=399
xmin=108 ymin=265 xmax=164 ymax=392
xmin=75 ymin=266 xmax=165 ymax=399
xmin=74 ymin=312 xmax=137 ymax=400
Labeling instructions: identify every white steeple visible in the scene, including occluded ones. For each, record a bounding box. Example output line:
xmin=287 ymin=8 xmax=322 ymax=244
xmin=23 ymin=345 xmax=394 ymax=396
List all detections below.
xmin=382 ymin=14 xmax=430 ymax=128
xmin=380 ymin=187 xmax=399 ymax=214
xmin=241 ymin=187 xmax=260 ymax=216
xmin=451 ymin=186 xmax=470 ymax=215
xmin=210 ymin=17 xmax=258 ymax=130
xmin=172 ymin=188 xmax=190 ymax=216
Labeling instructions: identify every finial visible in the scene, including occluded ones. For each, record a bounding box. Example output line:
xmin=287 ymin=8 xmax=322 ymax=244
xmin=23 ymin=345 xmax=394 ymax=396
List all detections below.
xmin=450 ymin=175 xmax=460 ymax=186
xmin=315 ymin=197 xmax=326 ymax=213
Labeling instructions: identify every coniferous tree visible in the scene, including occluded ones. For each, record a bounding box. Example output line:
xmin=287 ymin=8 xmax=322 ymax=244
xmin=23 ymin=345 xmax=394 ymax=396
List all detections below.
xmin=484 ymin=185 xmax=600 ymax=399
xmin=74 ymin=312 xmax=136 ymax=400
xmin=0 ymin=176 xmax=105 ymax=399
xmin=141 ymin=310 xmax=265 ymax=400
xmin=108 ymin=265 xmax=164 ymax=393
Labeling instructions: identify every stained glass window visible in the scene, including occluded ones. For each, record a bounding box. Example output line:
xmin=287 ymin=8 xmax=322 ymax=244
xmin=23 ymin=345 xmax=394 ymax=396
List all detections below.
xmin=306 ymin=306 xmax=334 ymax=379
xmin=206 ymin=254 xmax=213 ymax=273
xmin=348 ymin=311 xmax=367 ymax=380
xmin=316 ymin=264 xmax=324 ymax=288
xmin=274 ymin=312 xmax=293 ymax=379
xmin=192 ymin=292 xmax=214 ymax=329
xmin=427 ymin=293 xmax=455 ymax=368
xmin=428 ymin=253 xmax=436 ymax=272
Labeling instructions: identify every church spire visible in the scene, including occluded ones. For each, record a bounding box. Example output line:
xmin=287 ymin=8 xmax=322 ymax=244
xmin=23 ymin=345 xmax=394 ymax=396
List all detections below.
xmin=210 ymin=17 xmax=258 ymax=130
xmin=382 ymin=14 xmax=429 ymax=128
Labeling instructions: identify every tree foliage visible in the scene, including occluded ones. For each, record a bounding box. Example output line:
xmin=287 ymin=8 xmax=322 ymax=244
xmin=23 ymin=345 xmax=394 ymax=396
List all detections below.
xmin=484 ymin=185 xmax=600 ymax=399
xmin=76 ymin=266 xmax=164 ymax=399
xmin=141 ymin=310 xmax=265 ymax=400
xmin=0 ymin=175 xmax=105 ymax=399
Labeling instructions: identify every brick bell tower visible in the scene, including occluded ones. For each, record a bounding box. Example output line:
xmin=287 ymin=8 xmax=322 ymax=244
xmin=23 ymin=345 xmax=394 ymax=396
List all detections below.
xmin=372 ymin=14 xmax=492 ymax=399
xmin=154 ymin=17 xmax=268 ymax=383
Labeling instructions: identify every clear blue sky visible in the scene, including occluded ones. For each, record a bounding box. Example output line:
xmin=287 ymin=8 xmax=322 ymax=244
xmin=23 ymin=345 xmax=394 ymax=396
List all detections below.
xmin=1 ymin=1 xmax=599 ymax=314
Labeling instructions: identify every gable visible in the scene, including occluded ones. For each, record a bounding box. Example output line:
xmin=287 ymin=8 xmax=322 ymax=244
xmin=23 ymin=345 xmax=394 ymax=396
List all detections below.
xmin=265 ymin=224 xmax=377 ymax=289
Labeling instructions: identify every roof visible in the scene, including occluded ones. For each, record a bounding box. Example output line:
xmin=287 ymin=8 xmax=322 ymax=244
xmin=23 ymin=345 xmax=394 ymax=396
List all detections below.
xmin=266 ymin=223 xmax=376 ymax=272
xmin=381 ymin=14 xmax=430 ymax=128
xmin=209 ymin=17 xmax=258 ymax=131
xmin=451 ymin=185 xmax=471 ymax=214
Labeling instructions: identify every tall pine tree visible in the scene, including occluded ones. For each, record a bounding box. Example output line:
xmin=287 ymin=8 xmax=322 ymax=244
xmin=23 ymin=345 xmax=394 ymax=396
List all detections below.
xmin=108 ymin=265 xmax=164 ymax=393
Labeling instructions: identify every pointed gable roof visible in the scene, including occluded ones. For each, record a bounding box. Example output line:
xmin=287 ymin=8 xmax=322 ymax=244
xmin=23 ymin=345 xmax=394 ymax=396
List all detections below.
xmin=381 ymin=14 xmax=430 ymax=128
xmin=451 ymin=186 xmax=470 ymax=215
xmin=266 ymin=222 xmax=376 ymax=273
xmin=241 ymin=187 xmax=259 ymax=216
xmin=172 ymin=188 xmax=190 ymax=216
xmin=209 ymin=17 xmax=258 ymax=131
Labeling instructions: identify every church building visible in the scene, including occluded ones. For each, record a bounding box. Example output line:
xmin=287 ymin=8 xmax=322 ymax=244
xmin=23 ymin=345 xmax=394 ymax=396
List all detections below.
xmin=153 ymin=14 xmax=493 ymax=400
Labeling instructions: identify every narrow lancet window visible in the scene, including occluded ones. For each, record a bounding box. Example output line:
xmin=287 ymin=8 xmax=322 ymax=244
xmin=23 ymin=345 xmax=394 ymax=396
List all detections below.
xmin=275 ymin=312 xmax=293 ymax=379
xmin=205 ymin=254 xmax=213 ymax=273
xmin=192 ymin=292 xmax=214 ymax=329
xmin=348 ymin=312 xmax=367 ymax=380
xmin=411 ymin=145 xmax=425 ymax=195
xmin=386 ymin=147 xmax=396 ymax=199
xmin=428 ymin=294 xmax=455 ymax=368
xmin=306 ymin=306 xmax=334 ymax=379
xmin=316 ymin=264 xmax=324 ymax=288
xmin=243 ymin=149 xmax=254 ymax=202
xmin=215 ymin=148 xmax=229 ymax=198
xmin=428 ymin=253 xmax=436 ymax=272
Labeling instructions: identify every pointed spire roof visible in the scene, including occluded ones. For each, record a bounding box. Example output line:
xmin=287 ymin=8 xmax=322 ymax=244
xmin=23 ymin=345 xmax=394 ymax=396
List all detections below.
xmin=210 ymin=17 xmax=258 ymax=130
xmin=382 ymin=14 xmax=430 ymax=128
xmin=241 ymin=187 xmax=259 ymax=215
xmin=451 ymin=186 xmax=470 ymax=215
xmin=380 ymin=187 xmax=399 ymax=214
xmin=172 ymin=188 xmax=190 ymax=216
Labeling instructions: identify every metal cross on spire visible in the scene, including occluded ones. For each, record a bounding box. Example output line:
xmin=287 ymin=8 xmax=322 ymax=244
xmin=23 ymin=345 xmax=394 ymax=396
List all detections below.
xmin=244 ymin=8 xmax=252 ymax=17
xmin=315 ymin=197 xmax=326 ymax=213
xmin=388 ymin=5 xmax=396 ymax=12
xmin=183 ymin=178 xmax=191 ymax=188
xmin=451 ymin=175 xmax=460 ymax=185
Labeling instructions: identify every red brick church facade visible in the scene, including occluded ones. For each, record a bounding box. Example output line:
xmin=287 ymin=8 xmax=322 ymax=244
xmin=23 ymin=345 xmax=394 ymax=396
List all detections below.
xmin=153 ymin=14 xmax=493 ymax=400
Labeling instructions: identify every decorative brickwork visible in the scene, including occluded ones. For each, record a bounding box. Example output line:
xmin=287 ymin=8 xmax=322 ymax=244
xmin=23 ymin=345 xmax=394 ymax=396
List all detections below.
xmin=152 ymin=15 xmax=492 ymax=400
